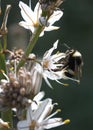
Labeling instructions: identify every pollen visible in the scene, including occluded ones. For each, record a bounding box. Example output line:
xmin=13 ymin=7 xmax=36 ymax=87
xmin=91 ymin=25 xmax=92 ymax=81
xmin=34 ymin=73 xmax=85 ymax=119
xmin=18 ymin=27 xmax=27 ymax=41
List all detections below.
xmin=63 ymin=119 xmax=70 ymax=124
xmin=56 ymin=109 xmax=61 ymax=113
xmin=43 ymin=60 xmax=49 ymax=68
xmin=63 ymin=83 xmax=69 ymax=87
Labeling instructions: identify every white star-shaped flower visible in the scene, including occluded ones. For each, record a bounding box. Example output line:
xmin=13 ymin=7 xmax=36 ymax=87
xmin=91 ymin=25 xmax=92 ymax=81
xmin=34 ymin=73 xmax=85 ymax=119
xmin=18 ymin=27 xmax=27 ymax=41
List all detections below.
xmin=19 ymin=1 xmax=41 ymax=34
xmin=41 ymin=40 xmax=66 ymax=87
xmin=17 ymin=98 xmax=70 ymax=130
xmin=19 ymin=1 xmax=63 ymax=37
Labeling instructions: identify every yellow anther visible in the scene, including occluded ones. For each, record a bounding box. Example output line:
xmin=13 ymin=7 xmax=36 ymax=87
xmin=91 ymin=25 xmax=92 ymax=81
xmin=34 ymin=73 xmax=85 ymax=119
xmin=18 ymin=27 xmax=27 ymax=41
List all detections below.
xmin=9 ymin=67 xmax=14 ymax=71
xmin=63 ymin=83 xmax=69 ymax=86
xmin=63 ymin=119 xmax=70 ymax=124
xmin=0 ymin=69 xmax=4 ymax=73
xmin=56 ymin=109 xmax=61 ymax=113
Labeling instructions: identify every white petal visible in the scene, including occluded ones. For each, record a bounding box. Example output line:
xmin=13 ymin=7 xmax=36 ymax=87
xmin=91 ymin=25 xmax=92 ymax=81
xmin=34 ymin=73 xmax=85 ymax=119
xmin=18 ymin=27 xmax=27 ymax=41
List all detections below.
xmin=43 ymin=40 xmax=58 ymax=60
xmin=31 ymin=92 xmax=45 ymax=111
xmin=17 ymin=120 xmax=29 ymax=130
xmin=40 ymin=31 xmax=44 ymax=37
xmin=19 ymin=1 xmax=35 ymax=24
xmin=43 ymin=75 xmax=53 ymax=88
xmin=34 ymin=63 xmax=43 ymax=74
xmin=19 ymin=21 xmax=34 ymax=32
xmin=48 ymin=10 xmax=63 ymax=25
xmin=43 ymin=70 xmax=61 ymax=80
xmin=47 ymin=61 xmax=58 ymax=70
xmin=33 ymin=91 xmax=45 ymax=102
xmin=45 ymin=26 xmax=60 ymax=31
xmin=51 ymin=70 xmax=63 ymax=79
xmin=51 ymin=53 xmax=66 ymax=62
xmin=27 ymin=106 xmax=33 ymax=121
xmin=42 ymin=118 xmax=64 ymax=129
xmin=34 ymin=99 xmax=52 ymax=122
xmin=34 ymin=2 xmax=39 ymax=14
xmin=43 ymin=70 xmax=67 ymax=86
xmin=53 ymin=40 xmax=58 ymax=49
xmin=30 ymin=101 xmax=39 ymax=111
xmin=34 ymin=2 xmax=42 ymax=18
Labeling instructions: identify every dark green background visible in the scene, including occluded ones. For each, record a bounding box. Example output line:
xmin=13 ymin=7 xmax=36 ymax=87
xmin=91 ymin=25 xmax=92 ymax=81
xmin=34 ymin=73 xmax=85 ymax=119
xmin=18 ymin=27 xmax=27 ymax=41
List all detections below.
xmin=0 ymin=0 xmax=93 ymax=130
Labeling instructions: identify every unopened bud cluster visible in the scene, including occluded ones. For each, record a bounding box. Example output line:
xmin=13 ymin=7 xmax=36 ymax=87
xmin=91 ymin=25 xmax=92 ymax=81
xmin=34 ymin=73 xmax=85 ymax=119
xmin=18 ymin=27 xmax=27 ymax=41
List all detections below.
xmin=0 ymin=68 xmax=33 ymax=113
xmin=0 ymin=49 xmax=43 ymax=118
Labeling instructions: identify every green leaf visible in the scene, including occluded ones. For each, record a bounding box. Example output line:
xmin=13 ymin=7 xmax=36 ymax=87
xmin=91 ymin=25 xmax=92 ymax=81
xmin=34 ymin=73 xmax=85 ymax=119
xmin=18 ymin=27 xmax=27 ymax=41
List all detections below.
xmin=0 ymin=40 xmax=6 ymax=80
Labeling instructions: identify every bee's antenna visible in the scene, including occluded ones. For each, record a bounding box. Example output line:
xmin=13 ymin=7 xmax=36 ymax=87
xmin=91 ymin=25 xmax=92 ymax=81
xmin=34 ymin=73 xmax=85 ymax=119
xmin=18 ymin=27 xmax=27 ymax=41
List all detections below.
xmin=63 ymin=43 xmax=70 ymax=49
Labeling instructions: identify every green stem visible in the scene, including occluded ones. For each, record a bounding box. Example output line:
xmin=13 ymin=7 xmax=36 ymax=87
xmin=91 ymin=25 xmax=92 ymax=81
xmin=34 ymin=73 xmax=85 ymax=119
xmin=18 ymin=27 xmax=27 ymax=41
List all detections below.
xmin=3 ymin=34 xmax=7 ymax=50
xmin=0 ymin=36 xmax=7 ymax=79
xmin=17 ymin=25 xmax=43 ymax=71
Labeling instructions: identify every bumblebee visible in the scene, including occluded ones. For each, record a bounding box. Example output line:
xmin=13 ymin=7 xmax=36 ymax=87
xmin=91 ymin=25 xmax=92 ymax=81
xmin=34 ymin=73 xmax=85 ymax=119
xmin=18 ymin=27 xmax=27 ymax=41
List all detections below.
xmin=62 ymin=49 xmax=83 ymax=82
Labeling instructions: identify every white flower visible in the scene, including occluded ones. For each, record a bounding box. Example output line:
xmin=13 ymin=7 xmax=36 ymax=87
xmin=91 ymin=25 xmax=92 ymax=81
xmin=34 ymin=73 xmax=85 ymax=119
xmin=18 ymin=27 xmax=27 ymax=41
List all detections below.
xmin=19 ymin=1 xmax=63 ymax=37
xmin=19 ymin=1 xmax=41 ymax=33
xmin=17 ymin=98 xmax=70 ymax=130
xmin=41 ymin=40 xmax=67 ymax=87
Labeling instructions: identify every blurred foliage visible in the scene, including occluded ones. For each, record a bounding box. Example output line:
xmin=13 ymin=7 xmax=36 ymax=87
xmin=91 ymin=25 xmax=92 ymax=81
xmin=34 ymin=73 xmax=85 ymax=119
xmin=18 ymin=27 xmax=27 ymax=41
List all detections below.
xmin=0 ymin=0 xmax=93 ymax=130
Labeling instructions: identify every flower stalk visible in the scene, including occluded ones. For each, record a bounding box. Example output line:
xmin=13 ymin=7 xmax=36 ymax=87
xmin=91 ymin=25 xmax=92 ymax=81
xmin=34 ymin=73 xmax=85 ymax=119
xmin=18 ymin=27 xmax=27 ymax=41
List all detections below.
xmin=17 ymin=25 xmax=43 ymax=71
